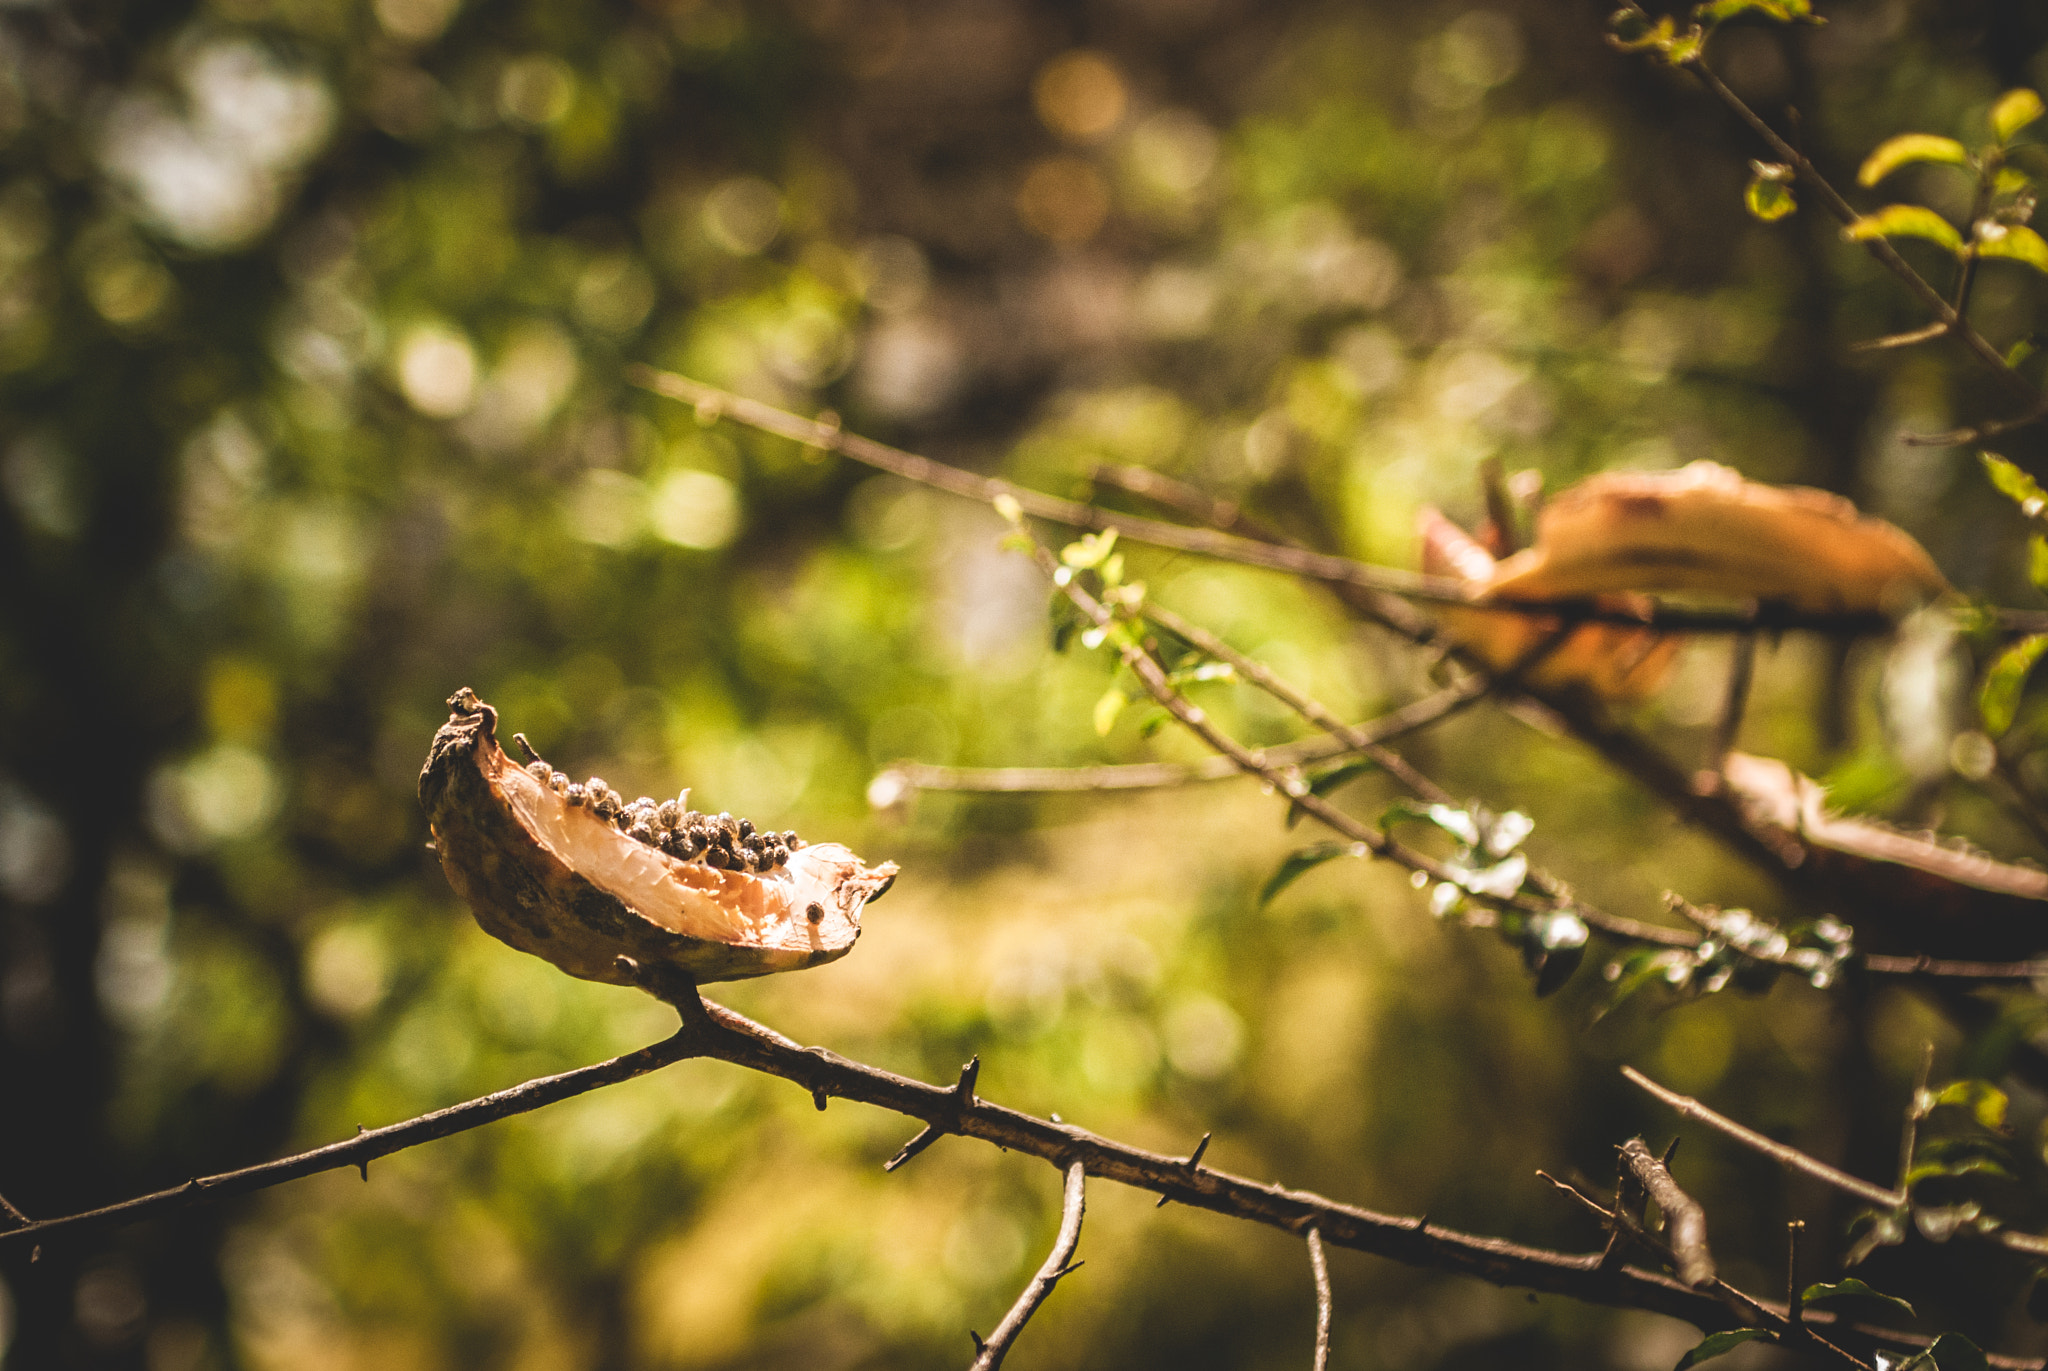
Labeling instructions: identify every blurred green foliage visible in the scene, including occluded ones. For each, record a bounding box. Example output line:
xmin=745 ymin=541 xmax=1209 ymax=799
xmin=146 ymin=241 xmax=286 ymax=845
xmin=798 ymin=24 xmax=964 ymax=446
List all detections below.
xmin=8 ymin=0 xmax=2048 ymax=1368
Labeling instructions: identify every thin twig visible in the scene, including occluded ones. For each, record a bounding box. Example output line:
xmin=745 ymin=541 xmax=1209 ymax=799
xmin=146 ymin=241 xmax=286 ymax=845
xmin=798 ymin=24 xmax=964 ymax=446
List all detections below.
xmin=1897 ymin=1044 xmax=1935 ymax=1197
xmin=1787 ymin=1220 xmax=1805 ymax=1330
xmin=1090 ymin=463 xmax=1269 ymax=540
xmin=625 ymin=367 xmax=2028 ymax=637
xmin=1623 ymin=1066 xmax=1905 ymax=1209
xmin=0 ymin=1192 xmax=28 ymax=1231
xmin=1141 ymin=599 xmax=1453 ymax=805
xmin=876 ymin=672 xmax=1496 ymax=795
xmin=971 ymin=1161 xmax=1086 ymax=1371
xmin=1710 ymin=634 xmax=1757 ymax=773
xmin=1618 ymin=1138 xmax=1716 ymax=1289
xmin=1901 ymin=398 xmax=2048 ymax=448
xmin=1307 ymin=1225 xmax=1333 ymax=1371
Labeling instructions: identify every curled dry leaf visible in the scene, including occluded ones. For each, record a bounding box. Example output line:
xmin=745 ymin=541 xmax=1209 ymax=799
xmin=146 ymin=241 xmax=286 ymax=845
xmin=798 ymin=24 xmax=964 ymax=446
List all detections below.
xmin=1421 ymin=461 xmax=1948 ymax=701
xmin=1420 ymin=506 xmax=1682 ymax=701
xmin=1492 ymin=460 xmax=1947 ymax=610
xmin=419 ymin=689 xmax=898 ymax=986
xmin=1723 ymin=752 xmax=2048 ymax=959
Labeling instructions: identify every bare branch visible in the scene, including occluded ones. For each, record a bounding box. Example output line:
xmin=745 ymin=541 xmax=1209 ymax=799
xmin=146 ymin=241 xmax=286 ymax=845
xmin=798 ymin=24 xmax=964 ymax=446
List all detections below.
xmin=1307 ymin=1226 xmax=1333 ymax=1371
xmin=1619 ymin=1138 xmax=1716 ymax=1289
xmin=971 ymin=1161 xmax=1086 ymax=1371
xmin=625 ymin=368 xmax=2040 ymax=639
xmin=1089 ymin=463 xmax=1269 ymax=540
xmin=1623 ymin=1067 xmax=1905 ymax=1210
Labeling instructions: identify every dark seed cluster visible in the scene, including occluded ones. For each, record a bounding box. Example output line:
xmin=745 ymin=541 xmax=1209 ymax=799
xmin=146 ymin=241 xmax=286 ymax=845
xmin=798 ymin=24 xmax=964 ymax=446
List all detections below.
xmin=524 ymin=760 xmax=803 ymax=874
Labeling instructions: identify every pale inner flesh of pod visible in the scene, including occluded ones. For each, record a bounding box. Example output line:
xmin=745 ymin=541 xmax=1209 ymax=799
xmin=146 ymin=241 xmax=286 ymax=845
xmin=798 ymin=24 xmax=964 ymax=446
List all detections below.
xmin=498 ymin=755 xmax=863 ymax=952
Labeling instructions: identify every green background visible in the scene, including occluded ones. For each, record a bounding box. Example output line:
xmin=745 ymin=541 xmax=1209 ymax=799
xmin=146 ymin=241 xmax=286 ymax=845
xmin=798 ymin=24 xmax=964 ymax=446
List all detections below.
xmin=4 ymin=0 xmax=2048 ymax=1366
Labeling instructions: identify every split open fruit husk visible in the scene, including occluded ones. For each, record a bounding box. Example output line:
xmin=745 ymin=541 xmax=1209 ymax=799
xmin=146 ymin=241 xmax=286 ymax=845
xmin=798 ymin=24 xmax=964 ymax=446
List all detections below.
xmin=419 ymin=689 xmax=898 ymax=986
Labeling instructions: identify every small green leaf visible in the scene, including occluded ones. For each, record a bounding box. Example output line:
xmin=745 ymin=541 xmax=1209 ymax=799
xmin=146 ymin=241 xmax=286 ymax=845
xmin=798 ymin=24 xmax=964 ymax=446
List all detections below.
xmin=1846 ymin=1206 xmax=1911 ymax=1265
xmin=1845 ymin=205 xmax=1964 ymax=254
xmin=1801 ymin=1278 xmax=1918 ymax=1318
xmin=1926 ymin=1332 xmax=1991 ymax=1371
xmin=1745 ymin=171 xmax=1797 ymax=221
xmin=2007 ymin=334 xmax=2042 ymax=369
xmin=1061 ymin=529 xmax=1118 ymax=570
xmin=1976 ymin=222 xmax=2048 ymax=273
xmin=1996 ymin=164 xmax=2035 ymax=196
xmin=1286 ymin=758 xmax=1381 ymax=828
xmin=1136 ymin=707 xmax=1171 ymax=738
xmin=1906 ymin=1155 xmax=2010 ymax=1186
xmin=1983 ymin=452 xmax=2048 ymax=510
xmin=1931 ymin=1078 xmax=2011 ymax=1130
xmin=1675 ymin=1329 xmax=1771 ymax=1369
xmin=1994 ymin=89 xmax=2048 ymax=144
xmin=1260 ymin=842 xmax=1354 ymax=905
xmin=1093 ymin=686 xmax=1127 ymax=736
xmin=2031 ymin=534 xmax=2048 ymax=590
xmin=1858 ymin=133 xmax=1972 ymax=186
xmin=1980 ymin=634 xmax=2048 ymax=735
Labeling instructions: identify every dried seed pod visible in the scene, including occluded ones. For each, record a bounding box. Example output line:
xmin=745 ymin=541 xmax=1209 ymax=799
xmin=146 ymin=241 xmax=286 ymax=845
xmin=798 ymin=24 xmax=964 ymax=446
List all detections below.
xmin=526 ymin=760 xmax=551 ymax=782
xmin=738 ymin=817 xmax=754 ymax=839
xmin=565 ymin=783 xmax=587 ymax=805
xmin=421 ymin=690 xmax=898 ymax=987
xmin=628 ymin=821 xmax=656 ymax=845
xmin=548 ymin=771 xmax=569 ymax=794
xmin=657 ymin=799 xmax=680 ymax=828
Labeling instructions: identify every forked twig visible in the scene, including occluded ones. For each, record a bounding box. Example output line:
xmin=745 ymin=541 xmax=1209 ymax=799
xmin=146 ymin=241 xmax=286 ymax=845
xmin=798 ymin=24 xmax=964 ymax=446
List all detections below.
xmin=1618 ymin=1138 xmax=1716 ymax=1289
xmin=970 ymin=1161 xmax=1086 ymax=1371
xmin=1623 ymin=1066 xmax=1905 ymax=1209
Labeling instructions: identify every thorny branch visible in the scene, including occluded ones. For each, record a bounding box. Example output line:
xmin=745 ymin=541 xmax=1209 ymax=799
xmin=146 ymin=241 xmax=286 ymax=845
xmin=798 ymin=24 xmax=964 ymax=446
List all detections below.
xmin=970 ymin=1161 xmax=1086 ymax=1371
xmin=1539 ymin=1169 xmax=1871 ymax=1370
xmin=0 ymin=992 xmax=2018 ymax=1366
